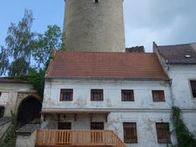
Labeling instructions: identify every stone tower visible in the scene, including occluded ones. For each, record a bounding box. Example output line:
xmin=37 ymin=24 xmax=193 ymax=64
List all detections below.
xmin=63 ymin=0 xmax=125 ymax=52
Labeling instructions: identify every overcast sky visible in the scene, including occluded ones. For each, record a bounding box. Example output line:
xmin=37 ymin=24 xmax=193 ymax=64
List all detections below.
xmin=0 ymin=0 xmax=196 ymax=52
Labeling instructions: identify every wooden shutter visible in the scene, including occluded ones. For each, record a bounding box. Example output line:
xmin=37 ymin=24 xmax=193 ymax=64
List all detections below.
xmin=152 ymin=90 xmax=165 ymax=102
xmin=156 ymin=123 xmax=171 ymax=143
xmin=123 ymin=122 xmax=137 ymax=143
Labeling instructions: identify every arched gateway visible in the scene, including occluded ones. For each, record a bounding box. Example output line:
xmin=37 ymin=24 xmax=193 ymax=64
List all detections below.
xmin=16 ymin=92 xmax=42 ymax=125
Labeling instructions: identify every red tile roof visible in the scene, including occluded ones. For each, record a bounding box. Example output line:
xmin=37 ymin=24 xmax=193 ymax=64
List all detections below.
xmin=46 ymin=52 xmax=168 ymax=80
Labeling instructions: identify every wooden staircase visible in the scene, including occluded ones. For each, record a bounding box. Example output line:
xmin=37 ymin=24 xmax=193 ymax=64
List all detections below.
xmin=36 ymin=129 xmax=127 ymax=147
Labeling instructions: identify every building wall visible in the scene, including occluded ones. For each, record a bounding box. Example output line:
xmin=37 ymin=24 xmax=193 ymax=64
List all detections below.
xmin=43 ymin=79 xmax=172 ymax=110
xmin=64 ymin=0 xmax=125 ymax=52
xmin=16 ymin=131 xmax=37 ymax=147
xmin=42 ymin=79 xmax=176 ymax=146
xmin=0 ymin=83 xmax=35 ymax=117
xmin=42 ymin=111 xmax=176 ymax=147
xmin=168 ymin=65 xmax=196 ymax=109
xmin=166 ymin=65 xmax=196 ymax=136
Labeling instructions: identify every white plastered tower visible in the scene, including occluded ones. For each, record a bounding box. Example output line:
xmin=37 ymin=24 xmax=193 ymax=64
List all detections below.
xmin=63 ymin=0 xmax=125 ymax=52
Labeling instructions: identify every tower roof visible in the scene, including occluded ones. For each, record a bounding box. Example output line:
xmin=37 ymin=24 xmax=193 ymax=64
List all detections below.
xmin=46 ymin=52 xmax=168 ymax=80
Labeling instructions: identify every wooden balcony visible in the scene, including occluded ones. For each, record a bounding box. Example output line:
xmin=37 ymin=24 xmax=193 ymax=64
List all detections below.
xmin=36 ymin=129 xmax=127 ymax=147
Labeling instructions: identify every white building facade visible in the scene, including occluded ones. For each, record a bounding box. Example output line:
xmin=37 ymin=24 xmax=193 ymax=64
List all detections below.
xmin=154 ymin=42 xmax=196 ymax=137
xmin=41 ymin=52 xmax=177 ymax=147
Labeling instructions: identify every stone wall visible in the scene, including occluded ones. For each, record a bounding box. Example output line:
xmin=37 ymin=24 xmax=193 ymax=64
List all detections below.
xmin=0 ymin=118 xmax=12 ymax=141
xmin=16 ymin=131 xmax=37 ymax=147
xmin=0 ymin=82 xmax=39 ymax=117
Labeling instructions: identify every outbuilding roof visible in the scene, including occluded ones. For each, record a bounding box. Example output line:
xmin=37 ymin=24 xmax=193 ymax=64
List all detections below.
xmin=156 ymin=43 xmax=196 ymax=64
xmin=46 ymin=52 xmax=168 ymax=80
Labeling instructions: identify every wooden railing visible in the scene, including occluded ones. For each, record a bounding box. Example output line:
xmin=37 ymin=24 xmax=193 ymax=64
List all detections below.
xmin=36 ymin=129 xmax=127 ymax=147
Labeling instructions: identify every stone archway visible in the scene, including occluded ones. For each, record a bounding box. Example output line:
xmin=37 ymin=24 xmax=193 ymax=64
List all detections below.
xmin=16 ymin=93 xmax=42 ymax=126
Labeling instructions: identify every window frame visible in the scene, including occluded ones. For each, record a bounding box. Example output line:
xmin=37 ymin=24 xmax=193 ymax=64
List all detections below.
xmin=123 ymin=122 xmax=138 ymax=144
xmin=91 ymin=89 xmax=103 ymax=101
xmin=121 ymin=90 xmax=134 ymax=101
xmin=152 ymin=90 xmax=165 ymax=102
xmin=156 ymin=122 xmax=171 ymax=144
xmin=60 ymin=89 xmax=73 ymax=101
xmin=190 ymin=80 xmax=196 ymax=98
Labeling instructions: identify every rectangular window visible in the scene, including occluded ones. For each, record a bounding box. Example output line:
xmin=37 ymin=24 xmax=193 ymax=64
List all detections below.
xmin=91 ymin=122 xmax=104 ymax=130
xmin=156 ymin=123 xmax=171 ymax=144
xmin=91 ymin=122 xmax=104 ymax=143
xmin=152 ymin=90 xmax=165 ymax=102
xmin=58 ymin=122 xmax=72 ymax=130
xmin=190 ymin=80 xmax=196 ymax=98
xmin=123 ymin=122 xmax=138 ymax=143
xmin=57 ymin=122 xmax=71 ymax=145
xmin=122 ymin=90 xmax=134 ymax=101
xmin=0 ymin=92 xmax=1 ymax=96
xmin=91 ymin=89 xmax=103 ymax=101
xmin=60 ymin=89 xmax=73 ymax=101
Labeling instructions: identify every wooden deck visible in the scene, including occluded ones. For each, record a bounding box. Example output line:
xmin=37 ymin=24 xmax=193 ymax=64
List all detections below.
xmin=36 ymin=130 xmax=126 ymax=147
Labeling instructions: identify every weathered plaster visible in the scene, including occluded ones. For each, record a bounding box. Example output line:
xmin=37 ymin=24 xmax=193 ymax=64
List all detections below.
xmin=64 ymin=0 xmax=125 ymax=52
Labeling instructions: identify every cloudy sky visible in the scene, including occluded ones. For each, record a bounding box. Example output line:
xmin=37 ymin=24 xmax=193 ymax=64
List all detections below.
xmin=0 ymin=0 xmax=196 ymax=52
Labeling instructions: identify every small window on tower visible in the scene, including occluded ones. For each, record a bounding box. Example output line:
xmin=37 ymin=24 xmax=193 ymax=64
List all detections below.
xmin=95 ymin=0 xmax=99 ymax=3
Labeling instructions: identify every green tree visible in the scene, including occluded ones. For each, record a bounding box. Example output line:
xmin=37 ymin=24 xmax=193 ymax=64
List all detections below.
xmin=32 ymin=25 xmax=65 ymax=70
xmin=0 ymin=46 xmax=9 ymax=75
xmin=0 ymin=9 xmax=35 ymax=76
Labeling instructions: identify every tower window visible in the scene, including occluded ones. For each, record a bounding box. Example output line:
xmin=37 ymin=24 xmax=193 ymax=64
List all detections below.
xmin=95 ymin=0 xmax=99 ymax=3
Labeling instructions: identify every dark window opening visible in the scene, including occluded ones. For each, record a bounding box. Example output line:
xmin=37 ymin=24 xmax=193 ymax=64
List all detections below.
xmin=91 ymin=89 xmax=103 ymax=101
xmin=60 ymin=89 xmax=73 ymax=101
xmin=91 ymin=122 xmax=104 ymax=130
xmin=58 ymin=122 xmax=71 ymax=130
xmin=190 ymin=80 xmax=196 ymax=98
xmin=0 ymin=107 xmax=5 ymax=118
xmin=0 ymin=92 xmax=2 ymax=96
xmin=123 ymin=122 xmax=138 ymax=143
xmin=152 ymin=90 xmax=165 ymax=102
xmin=91 ymin=122 xmax=104 ymax=143
xmin=122 ymin=90 xmax=134 ymax=101
xmin=156 ymin=123 xmax=171 ymax=144
xmin=57 ymin=122 xmax=71 ymax=145
xmin=95 ymin=0 xmax=99 ymax=3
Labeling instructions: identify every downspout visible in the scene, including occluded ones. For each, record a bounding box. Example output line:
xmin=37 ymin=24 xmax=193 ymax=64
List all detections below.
xmin=167 ymin=63 xmax=178 ymax=146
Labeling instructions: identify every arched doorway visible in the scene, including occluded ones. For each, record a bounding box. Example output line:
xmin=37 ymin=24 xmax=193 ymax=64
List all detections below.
xmin=17 ymin=96 xmax=42 ymax=125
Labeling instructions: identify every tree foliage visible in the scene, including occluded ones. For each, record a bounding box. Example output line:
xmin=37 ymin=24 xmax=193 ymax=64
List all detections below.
xmin=32 ymin=25 xmax=65 ymax=70
xmin=172 ymin=106 xmax=196 ymax=147
xmin=0 ymin=10 xmax=65 ymax=96
xmin=1 ymin=9 xmax=35 ymax=76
